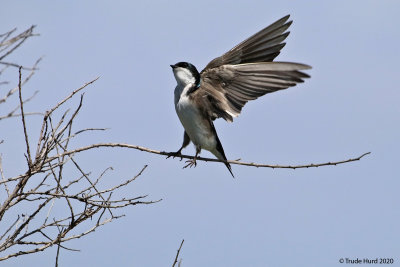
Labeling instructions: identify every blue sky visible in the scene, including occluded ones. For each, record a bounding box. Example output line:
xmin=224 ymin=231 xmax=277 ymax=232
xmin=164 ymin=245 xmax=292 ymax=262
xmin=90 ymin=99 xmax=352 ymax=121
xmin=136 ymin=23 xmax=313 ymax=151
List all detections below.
xmin=1 ymin=1 xmax=399 ymax=266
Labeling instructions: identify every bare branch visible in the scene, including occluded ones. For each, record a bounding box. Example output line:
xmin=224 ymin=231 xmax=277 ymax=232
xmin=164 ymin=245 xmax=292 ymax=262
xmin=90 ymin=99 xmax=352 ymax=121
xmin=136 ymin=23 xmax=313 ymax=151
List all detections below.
xmin=0 ymin=25 xmax=37 ymax=60
xmin=46 ymin=143 xmax=371 ymax=170
xmin=0 ymin=112 xmax=43 ymax=121
xmin=18 ymin=66 xmax=32 ymax=168
xmin=0 ymin=73 xmax=155 ymax=262
xmin=0 ymin=155 xmax=10 ymax=196
xmin=46 ymin=77 xmax=99 ymax=117
xmin=6 ymin=90 xmax=39 ymax=116
xmin=0 ymin=28 xmax=17 ymax=43
xmin=0 ymin=26 xmax=156 ymax=263
xmin=54 ymin=221 xmax=62 ymax=267
xmin=0 ymin=61 xmax=39 ymax=71
xmin=172 ymin=239 xmax=184 ymax=267
xmin=0 ymin=216 xmax=20 ymax=241
xmin=0 ymin=57 xmax=42 ymax=105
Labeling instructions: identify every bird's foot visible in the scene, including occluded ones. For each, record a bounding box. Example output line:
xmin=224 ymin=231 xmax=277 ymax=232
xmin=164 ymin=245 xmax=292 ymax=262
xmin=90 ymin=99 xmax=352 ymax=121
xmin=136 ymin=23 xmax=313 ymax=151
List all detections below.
xmin=166 ymin=150 xmax=183 ymax=160
xmin=183 ymin=158 xmax=197 ymax=169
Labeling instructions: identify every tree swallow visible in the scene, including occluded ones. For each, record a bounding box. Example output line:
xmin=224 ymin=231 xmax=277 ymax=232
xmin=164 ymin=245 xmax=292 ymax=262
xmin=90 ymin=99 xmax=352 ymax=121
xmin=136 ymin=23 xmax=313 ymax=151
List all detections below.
xmin=170 ymin=15 xmax=311 ymax=177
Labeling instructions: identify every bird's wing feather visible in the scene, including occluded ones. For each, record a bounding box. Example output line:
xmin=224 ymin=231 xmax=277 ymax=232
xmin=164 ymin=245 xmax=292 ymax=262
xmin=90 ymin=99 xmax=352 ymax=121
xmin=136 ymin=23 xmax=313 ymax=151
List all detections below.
xmin=195 ymin=62 xmax=311 ymax=122
xmin=192 ymin=15 xmax=310 ymax=122
xmin=203 ymin=15 xmax=292 ymax=70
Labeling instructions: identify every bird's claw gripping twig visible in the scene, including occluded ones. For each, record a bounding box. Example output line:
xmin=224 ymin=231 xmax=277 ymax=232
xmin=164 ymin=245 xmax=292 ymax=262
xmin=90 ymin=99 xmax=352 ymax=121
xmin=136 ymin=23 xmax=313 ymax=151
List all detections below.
xmin=183 ymin=158 xmax=197 ymax=169
xmin=166 ymin=151 xmax=183 ymax=161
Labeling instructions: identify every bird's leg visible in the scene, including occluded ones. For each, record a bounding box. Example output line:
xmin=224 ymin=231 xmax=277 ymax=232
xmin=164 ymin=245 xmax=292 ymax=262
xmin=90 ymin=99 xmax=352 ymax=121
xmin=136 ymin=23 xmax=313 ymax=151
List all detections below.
xmin=183 ymin=147 xmax=200 ymax=169
xmin=167 ymin=131 xmax=190 ymax=160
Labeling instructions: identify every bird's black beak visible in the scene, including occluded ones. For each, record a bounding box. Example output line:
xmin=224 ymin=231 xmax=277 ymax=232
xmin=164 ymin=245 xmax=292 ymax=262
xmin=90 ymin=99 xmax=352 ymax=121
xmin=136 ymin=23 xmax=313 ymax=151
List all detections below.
xmin=170 ymin=64 xmax=177 ymax=69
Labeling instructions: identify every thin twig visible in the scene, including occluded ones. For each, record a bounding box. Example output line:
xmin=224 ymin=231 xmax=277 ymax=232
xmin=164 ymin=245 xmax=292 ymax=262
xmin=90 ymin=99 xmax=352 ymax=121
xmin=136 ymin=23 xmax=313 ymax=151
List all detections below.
xmin=0 ymin=90 xmax=42 ymax=121
xmin=8 ymin=90 xmax=39 ymax=115
xmin=46 ymin=77 xmax=99 ymax=116
xmin=54 ymin=222 xmax=62 ymax=267
xmin=0 ymin=61 xmax=39 ymax=70
xmin=0 ymin=28 xmax=16 ymax=43
xmin=0 ymin=155 xmax=10 ymax=196
xmin=18 ymin=67 xmax=32 ymax=168
xmin=0 ymin=57 xmax=42 ymax=105
xmin=0 ymin=25 xmax=36 ymax=61
xmin=0 ymin=112 xmax=43 ymax=121
xmin=0 ymin=215 xmax=20 ymax=241
xmin=172 ymin=239 xmax=184 ymax=267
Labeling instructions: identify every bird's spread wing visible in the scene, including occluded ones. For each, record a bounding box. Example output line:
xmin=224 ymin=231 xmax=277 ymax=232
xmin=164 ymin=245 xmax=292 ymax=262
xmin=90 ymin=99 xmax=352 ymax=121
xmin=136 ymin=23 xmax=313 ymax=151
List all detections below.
xmin=193 ymin=15 xmax=311 ymax=122
xmin=203 ymin=15 xmax=292 ymax=70
xmin=195 ymin=62 xmax=310 ymax=122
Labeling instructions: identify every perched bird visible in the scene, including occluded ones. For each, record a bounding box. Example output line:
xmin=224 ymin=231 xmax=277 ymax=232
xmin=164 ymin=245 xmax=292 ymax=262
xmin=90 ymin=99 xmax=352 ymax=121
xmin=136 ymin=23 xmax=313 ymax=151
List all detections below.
xmin=170 ymin=15 xmax=311 ymax=177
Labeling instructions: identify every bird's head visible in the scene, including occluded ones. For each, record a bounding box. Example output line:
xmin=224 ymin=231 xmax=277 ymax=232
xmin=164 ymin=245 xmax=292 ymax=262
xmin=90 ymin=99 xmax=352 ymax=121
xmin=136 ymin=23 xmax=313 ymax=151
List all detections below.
xmin=170 ymin=62 xmax=200 ymax=88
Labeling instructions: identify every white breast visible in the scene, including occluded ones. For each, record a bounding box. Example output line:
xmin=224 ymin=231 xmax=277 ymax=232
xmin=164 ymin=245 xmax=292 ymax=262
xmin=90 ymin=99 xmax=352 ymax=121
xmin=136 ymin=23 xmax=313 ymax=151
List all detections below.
xmin=174 ymin=85 xmax=216 ymax=152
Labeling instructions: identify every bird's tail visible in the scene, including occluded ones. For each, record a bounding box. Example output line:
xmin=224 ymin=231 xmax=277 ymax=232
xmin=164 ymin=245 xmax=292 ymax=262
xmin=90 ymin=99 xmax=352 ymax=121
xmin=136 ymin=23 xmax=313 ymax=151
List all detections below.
xmin=209 ymin=119 xmax=234 ymax=178
xmin=213 ymin=138 xmax=234 ymax=178
xmin=224 ymin=160 xmax=234 ymax=178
